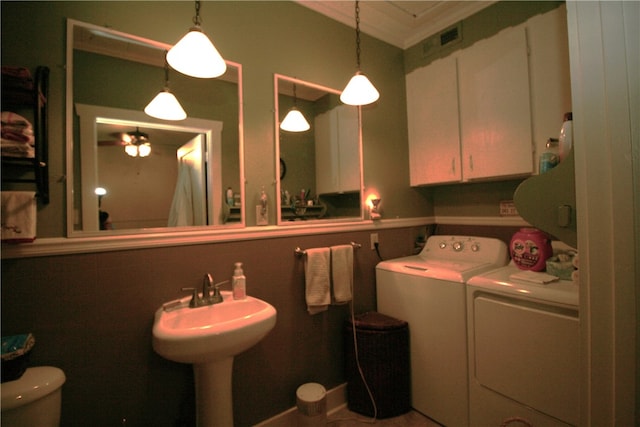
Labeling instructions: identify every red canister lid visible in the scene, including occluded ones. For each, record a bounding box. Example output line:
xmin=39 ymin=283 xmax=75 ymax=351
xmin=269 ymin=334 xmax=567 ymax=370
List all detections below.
xmin=510 ymin=228 xmax=553 ymax=271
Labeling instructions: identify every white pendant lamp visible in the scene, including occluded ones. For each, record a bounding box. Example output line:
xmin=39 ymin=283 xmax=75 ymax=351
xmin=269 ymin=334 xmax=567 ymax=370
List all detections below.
xmin=144 ymin=55 xmax=187 ymax=121
xmin=280 ymin=83 xmax=310 ymax=132
xmin=341 ymin=0 xmax=379 ymax=106
xmin=167 ymin=0 xmax=227 ymax=79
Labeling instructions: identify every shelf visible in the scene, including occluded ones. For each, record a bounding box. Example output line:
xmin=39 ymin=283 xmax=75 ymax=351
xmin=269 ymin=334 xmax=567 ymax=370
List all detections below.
xmin=1 ymin=66 xmax=49 ymax=204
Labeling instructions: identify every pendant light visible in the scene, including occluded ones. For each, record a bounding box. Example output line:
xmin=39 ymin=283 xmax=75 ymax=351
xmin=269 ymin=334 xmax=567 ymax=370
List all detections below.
xmin=144 ymin=54 xmax=187 ymax=121
xmin=340 ymin=0 xmax=379 ymax=106
xmin=166 ymin=0 xmax=226 ymax=79
xmin=280 ymin=83 xmax=310 ymax=132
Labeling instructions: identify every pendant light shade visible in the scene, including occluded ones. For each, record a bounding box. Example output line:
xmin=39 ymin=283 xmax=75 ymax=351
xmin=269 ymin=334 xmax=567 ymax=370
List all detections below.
xmin=341 ymin=1 xmax=379 ymax=106
xmin=280 ymin=107 xmax=310 ymax=132
xmin=145 ymin=54 xmax=187 ymax=121
xmin=167 ymin=1 xmax=226 ymax=79
xmin=340 ymin=71 xmax=380 ymax=106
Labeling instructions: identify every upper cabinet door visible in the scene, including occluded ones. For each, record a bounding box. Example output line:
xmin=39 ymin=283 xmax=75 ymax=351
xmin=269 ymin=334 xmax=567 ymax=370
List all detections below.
xmin=406 ymin=56 xmax=462 ymax=186
xmin=458 ymin=26 xmax=533 ymax=181
xmin=315 ymin=104 xmax=360 ymax=194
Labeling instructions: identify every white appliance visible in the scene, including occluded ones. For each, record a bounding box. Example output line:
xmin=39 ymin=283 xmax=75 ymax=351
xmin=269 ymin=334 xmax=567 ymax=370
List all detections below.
xmin=467 ymin=264 xmax=580 ymax=426
xmin=376 ymin=235 xmax=509 ymax=426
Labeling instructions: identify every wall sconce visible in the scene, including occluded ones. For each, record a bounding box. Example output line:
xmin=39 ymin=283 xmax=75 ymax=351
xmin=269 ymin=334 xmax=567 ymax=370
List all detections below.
xmin=368 ymin=196 xmax=381 ymax=220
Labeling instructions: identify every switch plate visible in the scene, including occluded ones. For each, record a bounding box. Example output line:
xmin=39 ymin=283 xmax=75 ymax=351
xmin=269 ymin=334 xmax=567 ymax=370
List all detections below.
xmin=370 ymin=233 xmax=379 ymax=250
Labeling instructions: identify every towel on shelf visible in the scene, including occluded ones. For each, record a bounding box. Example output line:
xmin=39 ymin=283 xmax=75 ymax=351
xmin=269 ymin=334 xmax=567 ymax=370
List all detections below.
xmin=304 ymin=247 xmax=331 ymax=314
xmin=331 ymin=244 xmax=353 ymax=304
xmin=1 ymin=191 xmax=37 ymax=243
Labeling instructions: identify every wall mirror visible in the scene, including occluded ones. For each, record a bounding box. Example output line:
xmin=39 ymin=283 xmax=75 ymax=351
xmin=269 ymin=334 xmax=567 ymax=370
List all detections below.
xmin=274 ymin=74 xmax=363 ymax=224
xmin=66 ymin=19 xmax=244 ymax=236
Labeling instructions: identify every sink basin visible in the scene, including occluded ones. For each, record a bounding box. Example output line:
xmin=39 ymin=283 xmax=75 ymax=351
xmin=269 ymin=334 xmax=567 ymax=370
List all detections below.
xmin=152 ymin=291 xmax=277 ymax=364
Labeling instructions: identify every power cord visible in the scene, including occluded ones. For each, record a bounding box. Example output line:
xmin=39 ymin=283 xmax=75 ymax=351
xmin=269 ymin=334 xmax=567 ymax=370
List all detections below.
xmin=374 ymin=242 xmax=383 ymax=261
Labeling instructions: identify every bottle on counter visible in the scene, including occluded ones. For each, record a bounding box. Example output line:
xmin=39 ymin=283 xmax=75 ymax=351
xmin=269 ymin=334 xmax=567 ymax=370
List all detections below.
xmin=539 ymin=138 xmax=560 ymax=174
xmin=559 ymin=112 xmax=573 ymax=161
xmin=232 ymin=262 xmax=246 ymax=300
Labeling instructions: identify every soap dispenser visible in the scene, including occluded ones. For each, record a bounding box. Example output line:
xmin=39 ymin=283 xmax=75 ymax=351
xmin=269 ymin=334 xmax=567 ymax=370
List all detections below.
xmin=232 ymin=262 xmax=246 ymax=300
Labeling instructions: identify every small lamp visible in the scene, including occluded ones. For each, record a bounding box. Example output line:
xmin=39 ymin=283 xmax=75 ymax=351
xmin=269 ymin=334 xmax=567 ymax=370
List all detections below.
xmin=340 ymin=1 xmax=380 ymax=106
xmin=167 ymin=0 xmax=226 ymax=79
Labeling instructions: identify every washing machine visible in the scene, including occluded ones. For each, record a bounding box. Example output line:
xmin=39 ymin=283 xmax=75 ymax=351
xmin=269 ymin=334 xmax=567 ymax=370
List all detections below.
xmin=467 ymin=263 xmax=580 ymax=426
xmin=376 ymin=235 xmax=509 ymax=426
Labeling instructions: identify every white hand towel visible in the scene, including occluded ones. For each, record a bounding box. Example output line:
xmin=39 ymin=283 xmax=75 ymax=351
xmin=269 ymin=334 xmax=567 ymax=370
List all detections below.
xmin=304 ymin=247 xmax=331 ymax=314
xmin=1 ymin=191 xmax=36 ymax=243
xmin=331 ymin=244 xmax=353 ymax=304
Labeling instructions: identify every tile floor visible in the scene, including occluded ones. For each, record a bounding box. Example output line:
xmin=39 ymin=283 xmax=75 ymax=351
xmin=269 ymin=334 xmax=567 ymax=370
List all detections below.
xmin=327 ymin=407 xmax=441 ymax=426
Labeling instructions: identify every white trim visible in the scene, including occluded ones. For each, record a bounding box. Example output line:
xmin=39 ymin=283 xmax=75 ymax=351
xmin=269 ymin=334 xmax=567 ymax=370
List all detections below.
xmin=0 ymin=216 xmax=532 ymax=259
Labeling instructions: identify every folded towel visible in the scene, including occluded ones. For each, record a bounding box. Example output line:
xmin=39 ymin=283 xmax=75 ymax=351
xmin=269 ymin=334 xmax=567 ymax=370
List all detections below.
xmin=304 ymin=247 xmax=331 ymax=314
xmin=331 ymin=244 xmax=353 ymax=304
xmin=510 ymin=270 xmax=559 ymax=284
xmin=1 ymin=191 xmax=37 ymax=243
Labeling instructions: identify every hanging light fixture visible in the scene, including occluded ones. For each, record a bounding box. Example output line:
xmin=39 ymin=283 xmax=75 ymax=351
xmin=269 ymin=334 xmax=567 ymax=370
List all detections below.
xmin=145 ymin=53 xmax=187 ymax=121
xmin=166 ymin=0 xmax=227 ymax=79
xmin=340 ymin=0 xmax=380 ymax=106
xmin=123 ymin=127 xmax=152 ymax=158
xmin=280 ymin=83 xmax=310 ymax=132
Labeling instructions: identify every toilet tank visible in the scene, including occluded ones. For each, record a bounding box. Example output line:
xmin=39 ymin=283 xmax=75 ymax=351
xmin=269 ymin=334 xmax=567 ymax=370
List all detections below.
xmin=1 ymin=366 xmax=65 ymax=427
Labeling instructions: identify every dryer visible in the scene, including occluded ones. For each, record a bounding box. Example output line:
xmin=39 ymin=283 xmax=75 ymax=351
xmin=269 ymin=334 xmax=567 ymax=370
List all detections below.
xmin=376 ymin=235 xmax=509 ymax=426
xmin=467 ymin=264 xmax=580 ymax=426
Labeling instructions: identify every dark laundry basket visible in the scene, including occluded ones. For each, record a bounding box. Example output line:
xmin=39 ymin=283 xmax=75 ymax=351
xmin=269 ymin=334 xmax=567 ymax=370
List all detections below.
xmin=344 ymin=311 xmax=411 ymax=418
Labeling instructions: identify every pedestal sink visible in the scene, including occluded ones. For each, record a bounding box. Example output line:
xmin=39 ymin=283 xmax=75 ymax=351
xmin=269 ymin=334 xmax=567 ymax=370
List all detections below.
xmin=152 ymin=291 xmax=277 ymax=427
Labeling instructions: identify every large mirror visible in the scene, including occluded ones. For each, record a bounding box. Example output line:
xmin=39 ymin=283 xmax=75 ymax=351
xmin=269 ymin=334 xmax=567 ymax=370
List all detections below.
xmin=66 ymin=19 xmax=244 ymax=236
xmin=274 ymin=75 xmax=363 ymax=224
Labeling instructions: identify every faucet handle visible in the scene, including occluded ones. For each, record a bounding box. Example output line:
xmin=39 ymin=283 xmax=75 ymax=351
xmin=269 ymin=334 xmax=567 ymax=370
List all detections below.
xmin=209 ymin=280 xmax=229 ymax=304
xmin=181 ymin=287 xmax=200 ymax=308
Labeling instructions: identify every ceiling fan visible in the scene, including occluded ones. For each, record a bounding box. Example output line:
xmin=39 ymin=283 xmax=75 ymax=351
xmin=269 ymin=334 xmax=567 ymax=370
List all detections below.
xmin=98 ymin=127 xmax=152 ymax=157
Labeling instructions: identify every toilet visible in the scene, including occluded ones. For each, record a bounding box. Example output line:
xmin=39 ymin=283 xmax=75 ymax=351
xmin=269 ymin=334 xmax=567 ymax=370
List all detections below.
xmin=1 ymin=366 xmax=65 ymax=427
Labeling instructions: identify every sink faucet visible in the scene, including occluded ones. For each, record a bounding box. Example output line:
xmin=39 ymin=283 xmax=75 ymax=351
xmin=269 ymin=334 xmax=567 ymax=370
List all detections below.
xmin=181 ymin=274 xmax=229 ymax=308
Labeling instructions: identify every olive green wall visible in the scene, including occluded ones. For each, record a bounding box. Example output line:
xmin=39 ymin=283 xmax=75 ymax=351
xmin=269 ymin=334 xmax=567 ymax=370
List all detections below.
xmin=1 ymin=1 xmax=428 ymax=236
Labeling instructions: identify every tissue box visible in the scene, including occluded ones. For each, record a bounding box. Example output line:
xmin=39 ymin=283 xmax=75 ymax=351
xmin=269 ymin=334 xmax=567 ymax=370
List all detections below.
xmin=546 ymin=258 xmax=575 ymax=280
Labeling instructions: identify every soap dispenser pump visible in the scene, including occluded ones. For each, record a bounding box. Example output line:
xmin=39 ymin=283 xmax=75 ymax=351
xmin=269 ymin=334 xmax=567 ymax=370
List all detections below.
xmin=232 ymin=262 xmax=246 ymax=300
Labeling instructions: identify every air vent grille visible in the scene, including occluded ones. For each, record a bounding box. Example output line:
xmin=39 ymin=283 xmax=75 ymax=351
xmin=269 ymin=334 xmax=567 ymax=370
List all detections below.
xmin=440 ymin=26 xmax=460 ymax=46
xmin=422 ymin=22 xmax=463 ymax=58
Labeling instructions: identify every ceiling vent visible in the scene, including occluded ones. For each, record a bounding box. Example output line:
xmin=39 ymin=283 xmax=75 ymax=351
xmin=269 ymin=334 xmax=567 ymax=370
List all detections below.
xmin=422 ymin=22 xmax=463 ymax=58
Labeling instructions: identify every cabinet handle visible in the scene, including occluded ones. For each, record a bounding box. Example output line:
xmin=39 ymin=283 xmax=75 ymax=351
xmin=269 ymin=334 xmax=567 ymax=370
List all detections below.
xmin=451 ymin=158 xmax=456 ymax=174
xmin=469 ymin=155 xmax=474 ymax=171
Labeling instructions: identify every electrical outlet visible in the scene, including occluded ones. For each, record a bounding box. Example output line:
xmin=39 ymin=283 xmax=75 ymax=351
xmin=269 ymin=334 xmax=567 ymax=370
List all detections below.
xmin=370 ymin=233 xmax=379 ymax=250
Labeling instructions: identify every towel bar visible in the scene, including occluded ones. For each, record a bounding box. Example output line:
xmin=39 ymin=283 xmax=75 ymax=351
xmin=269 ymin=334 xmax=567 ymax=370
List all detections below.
xmin=294 ymin=241 xmax=361 ymax=256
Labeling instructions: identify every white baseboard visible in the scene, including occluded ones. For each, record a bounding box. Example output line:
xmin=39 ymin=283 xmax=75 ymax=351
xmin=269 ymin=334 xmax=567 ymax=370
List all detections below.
xmin=255 ymin=383 xmax=347 ymax=426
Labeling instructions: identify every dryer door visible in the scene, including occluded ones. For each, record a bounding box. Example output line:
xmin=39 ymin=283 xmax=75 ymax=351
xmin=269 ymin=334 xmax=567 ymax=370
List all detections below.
xmin=473 ymin=294 xmax=579 ymax=425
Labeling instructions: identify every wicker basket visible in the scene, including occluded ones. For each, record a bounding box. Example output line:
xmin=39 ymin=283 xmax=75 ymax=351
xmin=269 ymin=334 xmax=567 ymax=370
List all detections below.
xmin=344 ymin=312 xmax=411 ymax=418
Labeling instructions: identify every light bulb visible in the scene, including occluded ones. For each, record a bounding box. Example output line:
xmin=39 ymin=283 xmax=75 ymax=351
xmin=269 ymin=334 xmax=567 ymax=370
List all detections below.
xmin=340 ymin=72 xmax=380 ymax=106
xmin=138 ymin=143 xmax=151 ymax=157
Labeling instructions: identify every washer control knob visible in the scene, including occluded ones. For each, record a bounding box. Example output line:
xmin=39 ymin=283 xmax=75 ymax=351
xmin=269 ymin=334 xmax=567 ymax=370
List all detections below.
xmin=439 ymin=242 xmax=447 ymax=249
xmin=452 ymin=241 xmax=464 ymax=252
xmin=471 ymin=243 xmax=480 ymax=252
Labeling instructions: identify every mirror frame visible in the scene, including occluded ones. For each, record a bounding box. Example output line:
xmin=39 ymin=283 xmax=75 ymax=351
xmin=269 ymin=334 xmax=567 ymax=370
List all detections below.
xmin=273 ymin=74 xmax=364 ymax=225
xmin=65 ymin=19 xmax=245 ymax=237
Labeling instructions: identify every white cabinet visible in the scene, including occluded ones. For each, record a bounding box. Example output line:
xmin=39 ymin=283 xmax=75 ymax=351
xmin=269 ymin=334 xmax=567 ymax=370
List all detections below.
xmin=315 ymin=104 xmax=360 ymax=194
xmin=406 ymin=25 xmax=534 ymax=185
xmin=406 ymin=56 xmax=461 ymax=185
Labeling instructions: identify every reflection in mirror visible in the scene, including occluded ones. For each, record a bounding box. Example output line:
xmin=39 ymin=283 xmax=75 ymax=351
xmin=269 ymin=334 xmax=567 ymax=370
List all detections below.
xmin=274 ymin=75 xmax=363 ymax=224
xmin=66 ymin=19 xmax=244 ymax=236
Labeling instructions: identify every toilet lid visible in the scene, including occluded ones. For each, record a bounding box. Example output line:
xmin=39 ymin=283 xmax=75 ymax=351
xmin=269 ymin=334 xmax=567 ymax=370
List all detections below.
xmin=1 ymin=366 xmax=65 ymax=410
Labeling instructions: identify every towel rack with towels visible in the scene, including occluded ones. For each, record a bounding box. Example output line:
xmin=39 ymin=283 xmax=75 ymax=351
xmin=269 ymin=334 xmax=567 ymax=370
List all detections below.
xmin=294 ymin=242 xmax=361 ymax=256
